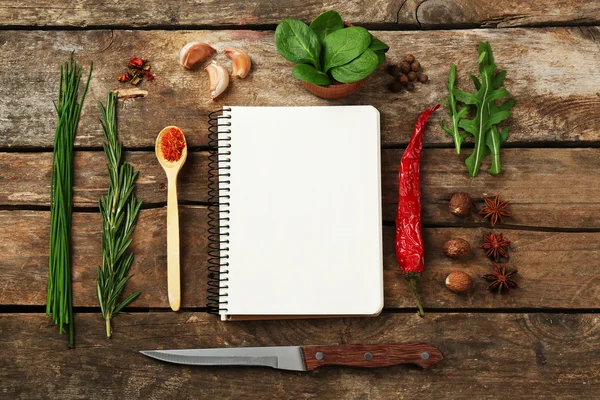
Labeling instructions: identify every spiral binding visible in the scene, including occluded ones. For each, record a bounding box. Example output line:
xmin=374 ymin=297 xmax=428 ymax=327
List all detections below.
xmin=207 ymin=108 xmax=232 ymax=315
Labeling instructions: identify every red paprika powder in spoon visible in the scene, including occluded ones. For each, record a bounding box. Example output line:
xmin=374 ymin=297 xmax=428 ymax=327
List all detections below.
xmin=161 ymin=127 xmax=186 ymax=162
xmin=395 ymin=104 xmax=440 ymax=318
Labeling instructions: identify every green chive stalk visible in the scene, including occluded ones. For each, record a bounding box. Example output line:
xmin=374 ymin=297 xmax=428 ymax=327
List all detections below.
xmin=97 ymin=92 xmax=142 ymax=338
xmin=47 ymin=56 xmax=92 ymax=348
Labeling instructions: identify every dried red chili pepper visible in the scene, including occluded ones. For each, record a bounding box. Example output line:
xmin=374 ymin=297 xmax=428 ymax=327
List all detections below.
xmin=128 ymin=56 xmax=144 ymax=70
xmin=395 ymin=104 xmax=440 ymax=318
xmin=117 ymin=72 xmax=131 ymax=82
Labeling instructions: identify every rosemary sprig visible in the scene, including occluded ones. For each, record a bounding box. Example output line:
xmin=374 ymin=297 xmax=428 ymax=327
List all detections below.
xmin=97 ymin=92 xmax=142 ymax=338
xmin=47 ymin=56 xmax=92 ymax=348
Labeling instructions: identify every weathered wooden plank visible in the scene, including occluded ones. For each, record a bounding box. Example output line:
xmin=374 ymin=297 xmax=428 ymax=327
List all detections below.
xmin=1 ymin=312 xmax=598 ymax=399
xmin=1 ymin=0 xmax=599 ymax=28
xmin=408 ymin=0 xmax=600 ymax=28
xmin=1 ymin=27 xmax=599 ymax=149
xmin=0 ymin=0 xmax=408 ymax=28
xmin=2 ymin=148 xmax=599 ymax=228
xmin=2 ymin=208 xmax=599 ymax=309
xmin=0 ymin=207 xmax=208 ymax=308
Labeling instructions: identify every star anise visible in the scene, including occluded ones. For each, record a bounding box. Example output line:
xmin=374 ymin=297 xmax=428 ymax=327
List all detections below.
xmin=479 ymin=195 xmax=512 ymax=226
xmin=482 ymin=264 xmax=519 ymax=294
xmin=481 ymin=232 xmax=511 ymax=261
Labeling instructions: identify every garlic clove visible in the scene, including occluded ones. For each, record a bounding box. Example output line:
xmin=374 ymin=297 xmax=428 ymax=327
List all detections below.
xmin=179 ymin=42 xmax=215 ymax=69
xmin=205 ymin=62 xmax=230 ymax=99
xmin=224 ymin=48 xmax=251 ymax=79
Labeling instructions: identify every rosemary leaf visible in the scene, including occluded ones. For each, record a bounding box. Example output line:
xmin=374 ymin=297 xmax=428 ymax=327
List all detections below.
xmin=97 ymin=92 xmax=142 ymax=338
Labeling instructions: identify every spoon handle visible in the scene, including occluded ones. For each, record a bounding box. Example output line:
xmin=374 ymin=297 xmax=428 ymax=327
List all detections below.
xmin=166 ymin=175 xmax=181 ymax=311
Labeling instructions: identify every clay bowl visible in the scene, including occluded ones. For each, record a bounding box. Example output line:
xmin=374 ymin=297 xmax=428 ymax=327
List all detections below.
xmin=301 ymin=79 xmax=366 ymax=99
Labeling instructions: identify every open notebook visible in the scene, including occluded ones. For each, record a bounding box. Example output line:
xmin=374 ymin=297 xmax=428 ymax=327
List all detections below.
xmin=206 ymin=106 xmax=383 ymax=321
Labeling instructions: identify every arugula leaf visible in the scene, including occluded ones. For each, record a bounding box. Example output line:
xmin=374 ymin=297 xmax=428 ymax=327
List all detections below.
xmin=330 ymin=48 xmax=379 ymax=83
xmin=323 ymin=26 xmax=371 ymax=72
xmin=441 ymin=64 xmax=470 ymax=154
xmin=309 ymin=10 xmax=344 ymax=41
xmin=292 ymin=64 xmax=332 ymax=85
xmin=455 ymin=42 xmax=513 ymax=177
xmin=275 ymin=18 xmax=322 ymax=69
xmin=469 ymin=44 xmax=515 ymax=176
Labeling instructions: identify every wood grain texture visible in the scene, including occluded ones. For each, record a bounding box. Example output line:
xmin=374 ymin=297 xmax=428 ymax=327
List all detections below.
xmin=1 ymin=28 xmax=599 ymax=149
xmin=1 ymin=0 xmax=598 ymax=28
xmin=2 ymin=207 xmax=599 ymax=309
xmin=407 ymin=0 xmax=600 ymax=28
xmin=1 ymin=312 xmax=598 ymax=399
xmin=301 ymin=343 xmax=442 ymax=370
xmin=0 ymin=207 xmax=208 ymax=308
xmin=2 ymin=148 xmax=599 ymax=228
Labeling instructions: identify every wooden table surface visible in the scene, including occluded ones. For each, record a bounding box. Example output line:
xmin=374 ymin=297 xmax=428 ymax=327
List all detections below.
xmin=2 ymin=1 xmax=600 ymax=398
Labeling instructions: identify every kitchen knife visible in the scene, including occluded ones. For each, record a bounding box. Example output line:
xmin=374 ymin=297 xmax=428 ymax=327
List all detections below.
xmin=140 ymin=343 xmax=442 ymax=371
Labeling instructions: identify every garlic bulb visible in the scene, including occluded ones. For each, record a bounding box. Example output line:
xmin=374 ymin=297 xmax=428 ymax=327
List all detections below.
xmin=224 ymin=48 xmax=251 ymax=79
xmin=205 ymin=62 xmax=230 ymax=99
xmin=179 ymin=42 xmax=215 ymax=69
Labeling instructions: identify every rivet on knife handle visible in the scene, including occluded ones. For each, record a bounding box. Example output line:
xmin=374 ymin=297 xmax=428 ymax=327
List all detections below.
xmin=301 ymin=343 xmax=442 ymax=370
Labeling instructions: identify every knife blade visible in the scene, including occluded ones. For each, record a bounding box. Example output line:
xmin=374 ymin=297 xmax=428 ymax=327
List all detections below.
xmin=140 ymin=343 xmax=442 ymax=371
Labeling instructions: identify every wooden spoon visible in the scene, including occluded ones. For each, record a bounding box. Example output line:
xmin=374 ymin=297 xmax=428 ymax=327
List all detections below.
xmin=155 ymin=126 xmax=188 ymax=311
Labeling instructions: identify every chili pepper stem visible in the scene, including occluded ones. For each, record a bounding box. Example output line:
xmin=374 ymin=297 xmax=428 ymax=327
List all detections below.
xmin=406 ymin=274 xmax=425 ymax=318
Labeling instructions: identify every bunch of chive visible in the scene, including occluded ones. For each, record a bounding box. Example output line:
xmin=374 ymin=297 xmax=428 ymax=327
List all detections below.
xmin=47 ymin=56 xmax=92 ymax=348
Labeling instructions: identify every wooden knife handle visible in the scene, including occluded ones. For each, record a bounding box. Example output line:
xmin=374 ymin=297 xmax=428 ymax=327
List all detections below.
xmin=301 ymin=343 xmax=442 ymax=370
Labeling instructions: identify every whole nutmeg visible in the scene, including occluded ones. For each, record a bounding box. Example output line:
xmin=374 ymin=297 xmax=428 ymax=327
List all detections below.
xmin=399 ymin=74 xmax=409 ymax=86
xmin=407 ymin=71 xmax=417 ymax=81
xmin=406 ymin=82 xmax=415 ymax=92
xmin=411 ymin=61 xmax=421 ymax=72
xmin=445 ymin=271 xmax=473 ymax=294
xmin=405 ymin=54 xmax=416 ymax=64
xmin=442 ymin=238 xmax=471 ymax=259
xmin=449 ymin=192 xmax=473 ymax=217
xmin=400 ymin=61 xmax=411 ymax=74
xmin=419 ymin=73 xmax=429 ymax=83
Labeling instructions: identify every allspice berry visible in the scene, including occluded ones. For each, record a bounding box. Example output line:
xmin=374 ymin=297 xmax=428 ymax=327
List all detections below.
xmin=449 ymin=192 xmax=473 ymax=217
xmin=419 ymin=74 xmax=429 ymax=83
xmin=411 ymin=61 xmax=421 ymax=72
xmin=389 ymin=81 xmax=403 ymax=93
xmin=405 ymin=54 xmax=416 ymax=64
xmin=442 ymin=238 xmax=471 ymax=259
xmin=407 ymin=71 xmax=417 ymax=82
xmin=406 ymin=82 xmax=415 ymax=92
xmin=386 ymin=64 xmax=401 ymax=78
xmin=399 ymin=74 xmax=409 ymax=86
xmin=400 ymin=61 xmax=411 ymax=74
xmin=445 ymin=271 xmax=473 ymax=294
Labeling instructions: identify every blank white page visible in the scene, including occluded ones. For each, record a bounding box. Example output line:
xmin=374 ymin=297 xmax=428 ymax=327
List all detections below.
xmin=220 ymin=106 xmax=383 ymax=320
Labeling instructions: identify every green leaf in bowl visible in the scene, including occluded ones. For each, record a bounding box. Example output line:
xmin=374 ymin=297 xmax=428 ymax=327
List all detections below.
xmin=330 ymin=48 xmax=379 ymax=83
xmin=322 ymin=26 xmax=371 ymax=72
xmin=292 ymin=64 xmax=332 ymax=85
xmin=309 ymin=10 xmax=344 ymax=42
xmin=369 ymin=36 xmax=389 ymax=53
xmin=275 ymin=18 xmax=322 ymax=69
